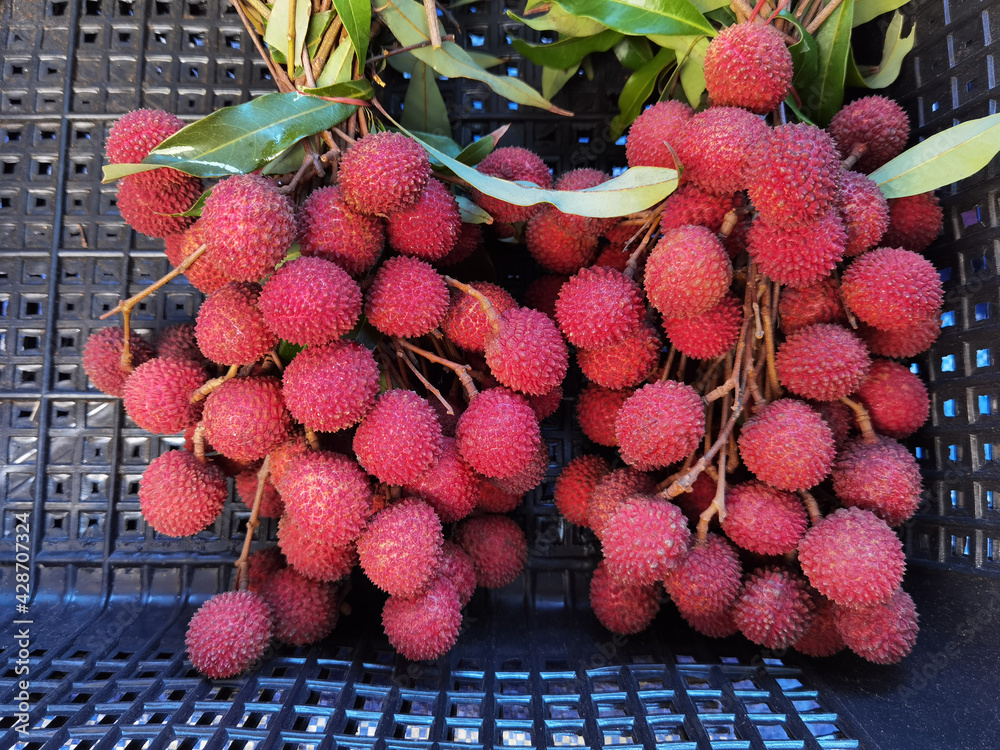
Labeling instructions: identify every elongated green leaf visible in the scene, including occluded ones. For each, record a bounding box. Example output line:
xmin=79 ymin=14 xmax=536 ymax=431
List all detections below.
xmin=783 ymin=95 xmax=816 ymax=125
xmin=511 ymin=1 xmax=608 ymax=37
xmin=402 ymin=61 xmax=451 ymax=138
xmin=780 ymin=12 xmax=818 ymax=91
xmin=378 ymin=0 xmax=568 ymax=114
xmin=846 ymin=12 xmax=915 ymax=89
xmin=332 ymin=0 xmax=371 ymax=72
xmin=306 ymin=11 xmax=335 ymax=57
xmin=705 ymin=7 xmax=736 ymax=24
xmin=542 ymin=62 xmax=580 ymax=99
xmin=456 ymin=125 xmax=509 ymax=166
xmin=689 ymin=0 xmax=730 ymax=11
xmin=800 ymin=0 xmax=854 ymax=126
xmin=871 ymin=113 xmax=1000 ymax=198
xmin=265 ymin=0 xmax=311 ymax=68
xmin=467 ymin=51 xmax=507 ymax=69
xmin=456 ymin=195 xmax=493 ymax=224
xmin=262 ymin=141 xmax=307 ymax=175
xmin=614 ymin=36 xmax=654 ymax=70
xmin=316 ymin=40 xmax=355 ymax=87
xmin=300 ymin=79 xmax=374 ymax=99
xmin=101 ymin=91 xmax=360 ymax=182
xmin=854 ymin=0 xmax=910 ymax=27
xmin=556 ymin=0 xmax=714 ymax=38
xmin=513 ymin=29 xmax=623 ymax=69
xmin=654 ymin=35 xmax=707 ymax=108
xmin=610 ymin=47 xmax=675 ymax=140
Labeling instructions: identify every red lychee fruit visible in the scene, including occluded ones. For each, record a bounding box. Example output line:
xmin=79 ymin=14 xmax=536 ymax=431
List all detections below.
xmin=748 ymin=124 xmax=841 ymax=227
xmin=683 ymin=607 xmax=738 ymax=639
xmin=859 ymin=315 xmax=940 ymax=359
xmin=358 ymin=498 xmax=443 ymax=597
xmin=555 ymin=266 xmax=645 ymax=349
xmin=737 ymin=399 xmax=835 ymax=490
xmin=814 ymin=399 xmax=854 ymax=450
xmin=195 ymin=281 xmax=277 ymax=366
xmin=675 ymin=106 xmax=771 ymax=195
xmin=703 ymin=23 xmax=793 ymax=114
xmin=353 ymin=389 xmax=444 ymax=485
xmin=523 ymin=274 xmax=569 ymax=319
xmin=298 ymin=185 xmax=385 ymax=275
xmin=552 ymin=168 xmax=617 ymax=237
xmin=778 ymin=277 xmax=847 ymax=333
xmin=615 ymin=380 xmax=705 ymax=471
xmin=554 ymin=454 xmax=609 ymax=526
xmin=338 ymin=131 xmax=430 ymax=216
xmin=577 ymin=320 xmax=662 ymax=389
xmin=673 ymin=472 xmax=717 ymax=526
xmin=441 ymin=282 xmax=518 ymax=353
xmin=471 ymin=146 xmax=552 ymax=224
xmin=828 ymin=95 xmax=910 ymax=173
xmin=625 ymin=100 xmax=693 ymax=170
xmin=280 ymin=450 xmax=371 ymax=546
xmin=484 ymin=306 xmax=568 ymax=396
xmin=281 ymin=340 xmax=379 ymax=432
xmin=268 ymin=432 xmax=311 ymax=493
xmin=748 ymin=210 xmax=847 ymax=288
xmin=576 ymin=384 xmax=633 ymax=447
xmin=185 ymin=590 xmax=272 ymax=678
xmin=382 ymin=575 xmax=462 ymax=660
xmin=455 ymin=388 xmax=542 ymax=480
xmin=106 ymin=109 xmax=186 ymax=179
xmin=437 ymin=222 xmax=481 ymax=266
xmin=139 ymin=450 xmax=227 ymax=536
xmin=733 ymin=567 xmax=815 ymax=649
xmin=645 ymin=225 xmax=732 ymax=319
xmin=248 ymin=546 xmax=286 ymax=593
xmin=405 ymin=437 xmax=479 ymax=523
xmin=200 ymin=174 xmax=295 ymax=281
xmin=164 ymin=222 xmax=231 ymax=294
xmin=856 ymin=359 xmax=930 ymax=438
xmin=83 ymin=326 xmax=155 ymax=397
xmin=528 ymin=383 xmax=562 ymax=421
xmin=776 ymin=323 xmax=870 ymax=400
xmin=439 ymin=540 xmax=477 ymax=607
xmin=721 ymin=481 xmax=808 ymax=556
xmin=116 ymin=173 xmax=200 ymax=238
xmin=832 ymin=436 xmax=922 ymax=526
xmin=838 ymin=171 xmax=890 ymax=256
xmin=456 ymin=514 xmax=528 ymax=588
xmin=663 ymin=292 xmax=743 ymax=360
xmin=365 ymin=256 xmax=449 ymax=338
xmin=525 ymin=207 xmax=600 ymax=274
xmin=490 ymin=439 xmax=549 ymax=497
xmin=842 ymin=247 xmax=943 ymax=330
xmin=659 ymin=184 xmax=738 ymax=234
xmin=277 ymin=514 xmax=356 ymax=582
xmin=882 ymin=192 xmax=944 ymax=252
xmin=587 ymin=468 xmax=657 ymax=538
xmin=602 ymin=497 xmax=691 ymax=585
xmin=590 ymin=559 xmax=662 ymax=635
xmin=123 ymin=357 xmax=206 ymax=434
xmin=258 ymin=257 xmax=361 ymax=346
xmin=153 ymin=323 xmax=206 ymax=366
xmin=235 ymin=467 xmax=283 ymax=518
xmin=793 ymin=595 xmax=845 ymax=657
xmin=202 ymin=376 xmax=291 ymax=462
xmin=798 ymin=507 xmax=905 ymax=607
xmin=261 ymin=567 xmax=339 ymax=645
xmin=386 ymin=178 xmax=461 ymax=260
xmin=664 ymin=534 xmax=742 ymax=619
xmin=476 ymin=477 xmax=522 ymax=514
xmin=834 ymin=588 xmax=919 ymax=664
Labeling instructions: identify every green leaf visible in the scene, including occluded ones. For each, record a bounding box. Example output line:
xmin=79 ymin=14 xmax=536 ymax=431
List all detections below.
xmin=614 ymin=36 xmax=654 ymax=70
xmin=101 ymin=91 xmax=361 ymax=182
xmin=456 ymin=194 xmax=493 ymax=224
xmin=315 ymin=39 xmax=355 ymax=87
xmin=705 ymin=7 xmax=736 ymax=24
xmin=542 ymin=62 xmax=580 ymax=99
xmin=401 ymin=61 xmax=452 ymax=138
xmin=262 ymin=141 xmax=308 ymax=175
xmin=347 ymin=314 xmax=384 ymax=352
xmin=555 ymin=0 xmax=715 ymax=38
xmin=689 ymin=0 xmax=730 ymax=11
xmin=299 ymin=79 xmax=374 ymax=99
xmin=332 ymin=0 xmax=371 ymax=72
xmin=379 ymin=0 xmax=568 ymax=114
xmin=799 ymin=0 xmax=854 ymax=126
xmin=870 ymin=113 xmax=1000 ymax=198
xmin=779 ymin=12 xmax=818 ymax=91
xmin=510 ymin=1 xmax=608 ymax=37
xmin=846 ymin=12 xmax=915 ymax=89
xmin=407 ymin=129 xmax=463 ymax=157
xmin=163 ymin=188 xmax=211 ymax=217
xmin=305 ymin=11 xmax=335 ymax=57
xmin=609 ymin=46 xmax=675 ymax=140
xmin=456 ymin=125 xmax=510 ymax=165
xmin=264 ymin=0 xmax=311 ymax=69
xmin=466 ymin=51 xmax=506 ymax=69
xmin=654 ymin=35 xmax=708 ymax=108
xmin=783 ymin=95 xmax=816 ymax=125
xmin=278 ymin=340 xmax=305 ymax=364
xmin=854 ymin=0 xmax=910 ymax=27
xmin=513 ymin=29 xmax=623 ymax=69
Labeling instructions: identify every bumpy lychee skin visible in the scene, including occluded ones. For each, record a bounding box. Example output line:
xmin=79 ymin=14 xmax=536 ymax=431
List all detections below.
xmin=625 ymin=100 xmax=693 ymax=170
xmin=748 ymin=210 xmax=847 ymax=288
xmin=281 ymin=450 xmax=371 ymax=546
xmin=471 ymin=146 xmax=553 ymax=224
xmin=828 ymin=95 xmax=910 ymax=173
xmin=438 ymin=222 xmax=481 ymax=267
xmin=555 ymin=267 xmax=645 ymax=349
xmin=703 ymin=23 xmax=793 ymax=114
xmin=587 ymin=469 xmax=657 ymax=538
xmin=387 ymin=178 xmax=461 ymax=260
xmin=842 ymin=247 xmax=943 ymax=331
xmin=778 ymin=277 xmax=847 ymax=333
xmin=269 ymin=433 xmax=311 ymax=492
xmin=721 ymin=481 xmax=808 ymax=556
xmin=441 ymin=283 xmax=518 ymax=353
xmin=525 ymin=207 xmax=600 ymax=274
xmin=835 ymin=588 xmax=919 ymax=664
xmin=200 ymin=174 xmax=296 ymax=281
xmin=439 ymin=540 xmax=477 ymax=607
xmin=793 ymin=595 xmax=845 ymax=657
xmin=663 ymin=293 xmax=743 ymax=360
xmin=164 ymin=222 xmax=232 ymax=294
xmin=106 ymin=109 xmax=185 ymax=172
xmin=485 ymin=306 xmax=569 ymax=396
xmin=278 ymin=515 xmax=356 ymax=582
xmin=616 ymin=380 xmax=705 ymax=471
xmin=261 ymin=568 xmax=339 ymax=646
xmin=552 ymin=168 xmax=617 ymax=237
xmin=576 ymin=384 xmax=633 ymax=447
xmin=338 ymin=131 xmax=430 ymax=216
xmin=645 ymin=225 xmax=732 ymax=319
xmin=664 ymin=534 xmax=742 ymax=619
xmin=857 ymin=359 xmax=930 ymax=438
xmin=83 ymin=326 xmax=155 ymax=397
xmin=798 ymin=507 xmax=905 ymax=607
xmin=298 ymin=185 xmax=385 ymax=275
xmin=838 ymin=171 xmax=890 ymax=256
xmin=491 ymin=440 xmax=548 ymax=496
xmin=737 ymin=399 xmax=835 ymax=490
xmin=882 ymin=192 xmax=944 ymax=252
xmin=358 ymin=499 xmax=443 ymax=598
xmin=832 ymin=436 xmax=922 ymax=526
xmin=196 ymin=282 xmax=277 ymax=366
xmin=116 ymin=173 xmax=200 ymax=238
xmin=365 ymin=256 xmax=449 ymax=338
xmin=354 ymin=390 xmax=444 ymax=486
xmin=776 ymin=323 xmax=870 ymax=401
xmin=203 ymin=377 xmax=291 ymax=462
xmin=859 ymin=315 xmax=940 ymax=359
xmin=659 ymin=184 xmax=738 ymax=234
xmin=405 ymin=437 xmax=479 ymax=523
xmin=140 ymin=450 xmax=228 ymax=536
xmin=815 ymin=399 xmax=854 ymax=450
xmin=382 ymin=575 xmax=462 ymax=660
xmin=602 ymin=497 xmax=691 ymax=585
xmin=153 ymin=323 xmax=205 ymax=366
xmin=123 ymin=357 xmax=206 ymax=434
xmin=259 ymin=257 xmax=361 ymax=346
xmin=590 ymin=559 xmax=661 ymax=635
xmin=235 ymin=468 xmax=283 ymax=518
xmin=554 ymin=454 xmax=610 ymax=526
xmin=733 ymin=567 xmax=815 ymax=650
xmin=748 ymin=124 xmax=841 ymax=227
xmin=528 ymin=384 xmax=562 ymax=422
xmin=248 ymin=546 xmax=286 ymax=594
xmin=282 ymin=341 xmax=379 ymax=432
xmin=524 ymin=274 xmax=569 ymax=319
xmin=577 ymin=320 xmax=662 ymax=389
xmin=185 ymin=590 xmax=272 ymax=679
xmin=456 ymin=514 xmax=528 ymax=589
xmin=455 ymin=388 xmax=542 ymax=480
xmin=675 ymin=106 xmax=771 ymax=195
xmin=684 ymin=607 xmax=738 ymax=639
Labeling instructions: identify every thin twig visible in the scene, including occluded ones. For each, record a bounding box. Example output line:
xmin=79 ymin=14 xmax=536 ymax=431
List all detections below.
xmin=840 ymin=396 xmax=878 ymax=443
xmin=191 ymin=364 xmax=240 ymax=403
xmin=304 ymin=426 xmax=321 ymax=449
xmin=423 ymin=0 xmax=442 ymax=47
xmin=395 ymin=344 xmax=453 ymax=415
xmin=365 ymin=34 xmax=456 ymax=65
xmin=312 ymin=14 xmax=343 ymax=78
xmin=287 ymin=0 xmax=297 ymax=80
xmin=759 ymin=280 xmax=782 ymax=398
xmin=234 ymin=456 xmax=270 ymax=591
xmin=806 ymin=0 xmax=845 ymax=35
xmin=395 ymin=338 xmax=478 ymax=399
xmin=244 ymin=0 xmax=271 ymax=19
xmin=232 ymin=0 xmax=295 ymax=93
xmin=192 ymin=422 xmax=207 ymax=462
xmin=624 ymin=207 xmax=664 ymax=279
xmin=798 ymin=489 xmax=823 ymax=525
xmin=302 ymin=45 xmax=317 ymax=89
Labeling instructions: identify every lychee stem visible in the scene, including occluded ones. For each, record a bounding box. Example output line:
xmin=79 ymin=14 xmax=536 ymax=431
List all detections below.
xmin=623 ymin=207 xmax=663 ymax=279
xmin=697 ymin=435 xmax=729 ymax=543
xmin=234 ymin=455 xmax=270 ymax=592
xmin=231 ymin=0 xmax=294 ymax=94
xmin=443 ymin=276 xmax=501 ymax=334
xmin=394 ymin=342 xmax=454 ymax=416
xmin=806 ymin=0 xmax=845 ymax=35
xmin=190 ymin=364 xmax=240 ymax=404
xmin=423 ymin=0 xmax=443 ymax=48
xmin=798 ymin=489 xmax=824 ymax=525
xmin=718 ymin=209 xmax=739 ymax=239
xmin=192 ymin=422 xmax=207 ymax=463
xmin=842 ymin=142 xmax=868 ymax=171
xmin=286 ymin=0 xmax=296 ymax=80
xmin=395 ymin=338 xmax=479 ymax=399
xmin=839 ymin=395 xmax=878 ymax=443
xmin=759 ymin=281 xmax=783 ymax=398
xmin=304 ymin=427 xmax=320 ymax=450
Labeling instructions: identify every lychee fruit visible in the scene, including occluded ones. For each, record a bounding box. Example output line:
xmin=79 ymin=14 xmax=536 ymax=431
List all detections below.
xmin=365 ymin=255 xmax=449 ymax=338
xmin=793 ymin=595 xmax=845 ymax=657
xmin=280 ymin=450 xmax=371 ymax=546
xmin=554 ymin=266 xmax=645 ymax=349
xmin=456 ymin=514 xmax=528 ymax=588
xmin=552 ymin=168 xmax=617 ymax=237
xmin=382 ymin=575 xmax=462 ymax=660
xmin=405 ymin=437 xmax=479 ymax=523
xmin=83 ymin=326 xmax=155 ymax=397
xmin=615 ymin=380 xmax=705 ymax=470
xmin=842 ymin=247 xmax=943 ymax=330
xmin=837 ymin=170 xmax=890 ymax=257
xmin=268 ymin=432 xmax=311 ymax=492
xmin=856 ymin=359 xmax=930 ymax=438
xmin=525 ymin=207 xmax=600 ymax=274
xmin=662 ymin=292 xmax=743 ymax=359
xmin=106 ymin=109 xmax=187 ymax=183
xmin=576 ymin=384 xmax=633 ymax=447
xmin=733 ymin=567 xmax=815 ymax=649
xmin=261 ymin=567 xmax=339 ymax=645
xmin=814 ymin=399 xmax=854 ymax=450
xmin=153 ymin=323 xmax=206 ymax=366
xmin=485 ymin=306 xmax=569 ymax=396
xmin=828 ymin=95 xmax=910 ymax=173
xmin=195 ymin=281 xmax=277 ymax=366
xmin=490 ymin=439 xmax=549 ymax=497
xmin=437 ymin=222 xmax=481 ymax=266
xmin=554 ymin=454 xmax=609 ymax=526
xmin=476 ymin=477 xmax=522 ymax=514
xmin=602 ymin=496 xmax=691 ymax=585
xmin=455 ymin=388 xmax=542 ymax=480
xmin=645 ymin=225 xmax=732 ymax=319
xmin=277 ymin=514 xmax=356 ymax=582
xmin=353 ymin=389 xmax=444 ymax=485
xmin=298 ymin=185 xmax=385 ymax=275
xmin=116 ymin=173 xmax=201 ymax=238
xmin=123 ymin=357 xmax=206 ymax=434
xmin=248 ymin=546 xmax=286 ymax=593
xmin=832 ymin=436 xmax=922 ymax=526
xmin=441 ymin=282 xmax=518 ymax=352
xmin=235 ymin=467 xmax=283 ymax=518
xmin=185 ymin=590 xmax=272 ymax=678
xmin=528 ymin=383 xmax=562 ymax=422
xmin=675 ymin=106 xmax=771 ymax=195
xmin=523 ymin=274 xmax=569 ymax=319
xmin=387 ymin=178 xmax=461 ymax=260
xmin=673 ymin=472 xmax=718 ymax=526
xmin=590 ymin=559 xmax=662 ymax=635
xmin=470 ymin=146 xmax=552 ymax=224
xmin=164 ymin=221 xmax=231 ymax=293
xmin=748 ymin=210 xmax=847 ymax=288
xmin=683 ymin=607 xmax=738 ymax=639
xmin=281 ymin=340 xmax=379 ymax=432
xmin=881 ymin=192 xmax=944 ymax=252
xmin=703 ymin=23 xmax=793 ymax=114
xmin=139 ymin=450 xmax=227 ymax=536
xmin=625 ymin=100 xmax=693 ymax=170
xmin=777 ymin=277 xmax=847 ymax=333
xmin=737 ymin=399 xmax=835 ymax=490
xmin=776 ymin=323 xmax=870 ymax=401
xmin=664 ymin=534 xmax=742 ymax=619
xmin=587 ymin=468 xmax=657 ymax=539
xmin=358 ymin=498 xmax=443 ymax=597
xmin=721 ymin=481 xmax=808 ymax=556
xmin=577 ymin=320 xmax=662 ymax=389
xmin=834 ymin=587 xmax=919 ymax=664
xmin=439 ymin=540 xmax=477 ymax=607
xmin=338 ymin=131 xmax=430 ymax=216
xmin=202 ymin=376 xmax=291 ymax=462
xmin=859 ymin=314 xmax=940 ymax=359
xmin=659 ymin=184 xmax=738 ymax=234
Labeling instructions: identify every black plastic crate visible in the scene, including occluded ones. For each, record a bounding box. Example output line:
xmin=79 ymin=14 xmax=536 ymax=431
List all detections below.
xmin=1 ymin=0 xmax=999 ymax=747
